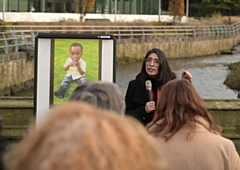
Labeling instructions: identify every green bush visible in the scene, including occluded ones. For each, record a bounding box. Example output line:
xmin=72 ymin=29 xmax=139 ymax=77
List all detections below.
xmin=224 ymin=62 xmax=240 ymax=91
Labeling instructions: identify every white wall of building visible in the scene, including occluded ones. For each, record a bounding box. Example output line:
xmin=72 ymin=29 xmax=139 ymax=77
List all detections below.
xmin=0 ymin=12 xmax=176 ymax=23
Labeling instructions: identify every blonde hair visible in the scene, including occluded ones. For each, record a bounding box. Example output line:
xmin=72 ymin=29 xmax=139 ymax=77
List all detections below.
xmin=5 ymin=102 xmax=168 ymax=170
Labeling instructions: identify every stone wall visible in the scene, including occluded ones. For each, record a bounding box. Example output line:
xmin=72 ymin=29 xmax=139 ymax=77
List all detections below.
xmin=1 ymin=36 xmax=240 ymax=95
xmin=204 ymin=99 xmax=240 ymax=155
xmin=0 ymin=97 xmax=34 ymax=140
xmin=0 ymin=52 xmax=34 ymax=96
xmin=117 ymin=36 xmax=240 ymax=60
xmin=0 ymin=97 xmax=240 ymax=155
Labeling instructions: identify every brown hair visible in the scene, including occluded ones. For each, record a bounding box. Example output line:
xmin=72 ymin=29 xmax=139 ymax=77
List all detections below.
xmin=147 ymin=79 xmax=221 ymax=140
xmin=5 ymin=102 xmax=168 ymax=170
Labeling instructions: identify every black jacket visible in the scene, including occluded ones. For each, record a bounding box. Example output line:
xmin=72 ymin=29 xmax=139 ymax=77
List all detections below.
xmin=125 ymin=80 xmax=154 ymax=126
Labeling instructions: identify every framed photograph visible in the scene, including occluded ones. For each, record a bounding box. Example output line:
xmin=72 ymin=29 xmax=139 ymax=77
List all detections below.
xmin=34 ymin=33 xmax=116 ymax=124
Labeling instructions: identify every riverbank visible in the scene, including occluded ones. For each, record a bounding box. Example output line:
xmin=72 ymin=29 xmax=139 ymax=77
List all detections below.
xmin=224 ymin=61 xmax=240 ymax=92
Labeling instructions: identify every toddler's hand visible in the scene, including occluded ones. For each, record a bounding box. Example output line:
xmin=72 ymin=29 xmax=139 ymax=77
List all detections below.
xmin=70 ymin=61 xmax=75 ymax=67
xmin=75 ymin=61 xmax=80 ymax=67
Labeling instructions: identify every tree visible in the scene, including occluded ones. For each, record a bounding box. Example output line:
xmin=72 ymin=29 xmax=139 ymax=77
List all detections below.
xmin=216 ymin=0 xmax=239 ymax=24
xmin=187 ymin=0 xmax=240 ymax=18
xmin=169 ymin=0 xmax=185 ymax=24
xmin=202 ymin=0 xmax=240 ymax=24
xmin=79 ymin=0 xmax=95 ymax=14
xmin=78 ymin=0 xmax=96 ymax=21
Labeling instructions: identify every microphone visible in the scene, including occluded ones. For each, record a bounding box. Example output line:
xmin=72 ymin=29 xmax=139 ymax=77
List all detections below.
xmin=145 ymin=80 xmax=152 ymax=101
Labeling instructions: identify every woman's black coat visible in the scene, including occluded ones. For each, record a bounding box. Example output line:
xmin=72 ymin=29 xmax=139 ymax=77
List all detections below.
xmin=125 ymin=79 xmax=154 ymax=126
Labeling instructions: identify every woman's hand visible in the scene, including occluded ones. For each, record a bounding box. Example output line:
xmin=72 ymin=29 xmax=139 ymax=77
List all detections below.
xmin=145 ymin=101 xmax=156 ymax=113
xmin=181 ymin=70 xmax=192 ymax=82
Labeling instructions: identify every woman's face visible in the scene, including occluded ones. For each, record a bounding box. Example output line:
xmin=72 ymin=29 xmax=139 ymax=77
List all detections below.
xmin=145 ymin=53 xmax=160 ymax=78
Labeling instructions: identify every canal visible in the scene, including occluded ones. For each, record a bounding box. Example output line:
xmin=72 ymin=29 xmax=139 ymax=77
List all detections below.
xmin=13 ymin=53 xmax=240 ymax=99
xmin=116 ymin=53 xmax=240 ymax=99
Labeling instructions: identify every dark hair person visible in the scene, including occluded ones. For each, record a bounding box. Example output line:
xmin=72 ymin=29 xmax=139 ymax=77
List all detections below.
xmin=147 ymin=79 xmax=240 ymax=170
xmin=69 ymin=81 xmax=125 ymax=115
xmin=125 ymin=48 xmax=192 ymax=126
xmin=4 ymin=102 xmax=169 ymax=170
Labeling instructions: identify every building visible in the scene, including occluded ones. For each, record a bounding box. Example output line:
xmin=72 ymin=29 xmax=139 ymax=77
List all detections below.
xmin=0 ymin=0 xmax=162 ymax=14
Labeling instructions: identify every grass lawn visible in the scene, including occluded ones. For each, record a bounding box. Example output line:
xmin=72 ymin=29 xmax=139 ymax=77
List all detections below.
xmin=53 ymin=39 xmax=99 ymax=104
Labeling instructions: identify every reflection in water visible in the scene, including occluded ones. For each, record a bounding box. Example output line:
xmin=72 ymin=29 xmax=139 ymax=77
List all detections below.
xmin=116 ymin=53 xmax=240 ymax=99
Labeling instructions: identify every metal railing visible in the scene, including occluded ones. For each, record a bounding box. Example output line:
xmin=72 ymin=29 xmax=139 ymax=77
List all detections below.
xmin=1 ymin=22 xmax=240 ymax=54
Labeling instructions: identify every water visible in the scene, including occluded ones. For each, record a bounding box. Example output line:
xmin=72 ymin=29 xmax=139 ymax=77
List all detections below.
xmin=116 ymin=53 xmax=240 ymax=99
xmin=13 ymin=53 xmax=240 ymax=99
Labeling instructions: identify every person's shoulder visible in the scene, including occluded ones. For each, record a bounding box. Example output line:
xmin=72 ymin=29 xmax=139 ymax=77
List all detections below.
xmin=215 ymin=136 xmax=240 ymax=158
xmin=207 ymin=132 xmax=237 ymax=152
xmin=217 ymin=135 xmax=237 ymax=147
xmin=129 ymin=79 xmax=137 ymax=85
xmin=128 ymin=80 xmax=142 ymax=89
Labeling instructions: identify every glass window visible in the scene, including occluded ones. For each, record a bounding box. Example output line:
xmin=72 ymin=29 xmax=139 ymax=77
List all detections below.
xmin=94 ymin=0 xmax=109 ymax=14
xmin=111 ymin=0 xmax=118 ymax=14
xmin=142 ymin=0 xmax=159 ymax=14
xmin=29 ymin=0 xmax=35 ymax=12
xmin=0 ymin=0 xmax=159 ymax=14
xmin=9 ymin=0 xmax=18 ymax=12
xmin=45 ymin=0 xmax=53 ymax=12
xmin=123 ymin=0 xmax=130 ymax=14
xmin=131 ymin=0 xmax=137 ymax=14
xmin=0 ymin=0 xmax=3 ymax=12
xmin=19 ymin=0 xmax=28 ymax=12
xmin=118 ymin=0 xmax=123 ymax=14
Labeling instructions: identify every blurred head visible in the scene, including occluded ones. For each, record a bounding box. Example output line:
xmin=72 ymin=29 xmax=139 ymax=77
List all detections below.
xmin=147 ymin=79 xmax=221 ymax=140
xmin=5 ymin=102 xmax=168 ymax=170
xmin=137 ymin=48 xmax=176 ymax=86
xmin=69 ymin=42 xmax=83 ymax=62
xmin=69 ymin=81 xmax=125 ymax=115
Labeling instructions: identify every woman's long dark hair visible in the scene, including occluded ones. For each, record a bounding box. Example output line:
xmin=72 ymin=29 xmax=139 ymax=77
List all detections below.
xmin=136 ymin=48 xmax=176 ymax=87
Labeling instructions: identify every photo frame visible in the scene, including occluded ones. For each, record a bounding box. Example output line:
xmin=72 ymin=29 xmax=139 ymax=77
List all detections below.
xmin=34 ymin=33 xmax=116 ymax=124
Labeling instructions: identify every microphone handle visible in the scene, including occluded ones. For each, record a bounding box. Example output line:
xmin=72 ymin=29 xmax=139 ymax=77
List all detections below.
xmin=147 ymin=90 xmax=152 ymax=101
